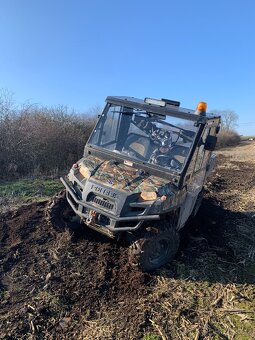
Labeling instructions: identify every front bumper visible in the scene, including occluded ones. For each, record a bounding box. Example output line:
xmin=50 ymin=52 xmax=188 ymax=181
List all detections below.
xmin=60 ymin=177 xmax=160 ymax=232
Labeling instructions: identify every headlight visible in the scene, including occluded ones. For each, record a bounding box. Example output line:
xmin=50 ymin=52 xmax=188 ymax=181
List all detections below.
xmin=79 ymin=164 xmax=91 ymax=179
xmin=140 ymin=191 xmax=157 ymax=201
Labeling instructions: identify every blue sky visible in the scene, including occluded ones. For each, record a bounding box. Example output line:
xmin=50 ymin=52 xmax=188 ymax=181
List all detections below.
xmin=0 ymin=0 xmax=254 ymax=135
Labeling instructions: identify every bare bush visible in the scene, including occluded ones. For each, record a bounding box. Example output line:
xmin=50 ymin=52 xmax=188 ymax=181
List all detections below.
xmin=0 ymin=97 xmax=98 ymax=179
xmin=216 ymin=129 xmax=241 ymax=148
xmin=210 ymin=109 xmax=239 ymax=131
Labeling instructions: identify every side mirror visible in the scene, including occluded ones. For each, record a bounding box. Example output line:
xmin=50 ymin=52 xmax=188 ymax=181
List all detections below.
xmin=204 ymin=135 xmax=217 ymax=151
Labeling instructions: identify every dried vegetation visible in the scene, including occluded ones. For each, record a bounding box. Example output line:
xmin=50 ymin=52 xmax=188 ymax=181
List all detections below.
xmin=0 ymin=91 xmax=97 ymax=179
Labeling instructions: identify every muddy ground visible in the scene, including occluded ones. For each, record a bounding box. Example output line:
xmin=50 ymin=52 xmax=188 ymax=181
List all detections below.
xmin=1 ymin=143 xmax=255 ymax=339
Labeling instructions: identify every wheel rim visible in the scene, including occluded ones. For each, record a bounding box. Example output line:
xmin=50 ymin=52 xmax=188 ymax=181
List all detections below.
xmin=148 ymin=238 xmax=170 ymax=266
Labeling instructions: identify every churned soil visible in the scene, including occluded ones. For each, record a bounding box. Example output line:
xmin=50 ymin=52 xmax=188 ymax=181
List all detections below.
xmin=0 ymin=202 xmax=154 ymax=339
xmin=1 ymin=142 xmax=255 ymax=339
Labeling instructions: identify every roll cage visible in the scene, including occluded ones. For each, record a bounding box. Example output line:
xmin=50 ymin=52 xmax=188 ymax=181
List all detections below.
xmin=85 ymin=96 xmax=220 ymax=188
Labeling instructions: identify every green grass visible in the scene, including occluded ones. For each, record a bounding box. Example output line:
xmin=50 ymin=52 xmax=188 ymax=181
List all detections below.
xmin=240 ymin=135 xmax=255 ymax=140
xmin=0 ymin=178 xmax=63 ymax=203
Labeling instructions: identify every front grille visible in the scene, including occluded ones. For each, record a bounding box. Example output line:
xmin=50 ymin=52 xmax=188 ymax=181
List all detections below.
xmin=92 ymin=196 xmax=114 ymax=210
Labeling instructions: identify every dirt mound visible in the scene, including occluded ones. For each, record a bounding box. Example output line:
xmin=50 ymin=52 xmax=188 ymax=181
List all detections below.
xmin=0 ymin=201 xmax=154 ymax=339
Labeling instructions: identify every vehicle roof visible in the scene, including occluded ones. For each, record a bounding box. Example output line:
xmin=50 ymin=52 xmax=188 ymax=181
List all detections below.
xmin=106 ymin=96 xmax=220 ymax=122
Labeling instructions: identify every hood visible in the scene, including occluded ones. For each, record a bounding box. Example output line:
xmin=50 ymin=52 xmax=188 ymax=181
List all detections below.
xmin=79 ymin=155 xmax=174 ymax=195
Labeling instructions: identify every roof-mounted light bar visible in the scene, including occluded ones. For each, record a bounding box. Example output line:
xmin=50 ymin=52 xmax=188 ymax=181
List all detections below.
xmin=144 ymin=97 xmax=181 ymax=108
xmin=144 ymin=97 xmax=166 ymax=107
xmin=161 ymin=98 xmax=180 ymax=107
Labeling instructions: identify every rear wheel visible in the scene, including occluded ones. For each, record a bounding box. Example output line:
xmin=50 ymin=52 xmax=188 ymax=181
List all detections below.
xmin=45 ymin=190 xmax=80 ymax=232
xmin=128 ymin=222 xmax=180 ymax=271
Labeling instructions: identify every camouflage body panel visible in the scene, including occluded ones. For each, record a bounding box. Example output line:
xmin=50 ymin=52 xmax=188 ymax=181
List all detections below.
xmin=80 ymin=155 xmax=174 ymax=196
xmin=82 ymin=155 xmax=104 ymax=174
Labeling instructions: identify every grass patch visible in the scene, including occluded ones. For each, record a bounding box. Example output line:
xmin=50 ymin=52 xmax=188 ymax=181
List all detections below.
xmin=240 ymin=136 xmax=255 ymax=140
xmin=0 ymin=178 xmax=63 ymax=211
xmin=0 ymin=178 xmax=62 ymax=199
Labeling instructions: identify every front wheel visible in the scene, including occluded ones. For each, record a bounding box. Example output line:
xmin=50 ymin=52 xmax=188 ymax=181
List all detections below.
xmin=128 ymin=223 xmax=180 ymax=271
xmin=45 ymin=190 xmax=80 ymax=232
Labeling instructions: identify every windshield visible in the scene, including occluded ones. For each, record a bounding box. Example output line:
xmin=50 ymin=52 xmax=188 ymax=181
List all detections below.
xmin=88 ymin=104 xmax=198 ymax=172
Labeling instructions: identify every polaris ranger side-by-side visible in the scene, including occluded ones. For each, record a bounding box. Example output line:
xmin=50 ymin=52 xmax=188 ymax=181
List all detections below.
xmin=47 ymin=96 xmax=220 ymax=271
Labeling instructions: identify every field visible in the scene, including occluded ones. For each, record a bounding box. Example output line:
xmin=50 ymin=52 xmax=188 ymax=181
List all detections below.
xmin=0 ymin=142 xmax=255 ymax=339
xmin=240 ymin=136 xmax=255 ymax=141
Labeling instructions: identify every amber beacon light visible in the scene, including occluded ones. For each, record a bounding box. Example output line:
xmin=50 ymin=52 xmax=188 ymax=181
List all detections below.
xmin=195 ymin=101 xmax=207 ymax=116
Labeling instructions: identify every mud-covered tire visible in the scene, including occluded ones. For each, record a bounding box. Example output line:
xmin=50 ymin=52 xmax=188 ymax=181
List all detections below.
xmin=128 ymin=222 xmax=180 ymax=271
xmin=45 ymin=190 xmax=80 ymax=232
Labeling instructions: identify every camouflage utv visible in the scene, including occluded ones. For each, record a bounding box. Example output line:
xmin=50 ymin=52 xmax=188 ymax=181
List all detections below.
xmin=47 ymin=96 xmax=220 ymax=271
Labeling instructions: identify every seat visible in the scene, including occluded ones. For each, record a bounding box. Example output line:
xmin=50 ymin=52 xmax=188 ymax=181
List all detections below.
xmin=123 ymin=134 xmax=151 ymax=159
xmin=169 ymin=145 xmax=189 ymax=165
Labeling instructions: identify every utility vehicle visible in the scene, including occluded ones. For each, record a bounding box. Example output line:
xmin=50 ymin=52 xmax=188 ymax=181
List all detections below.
xmin=47 ymin=96 xmax=220 ymax=271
